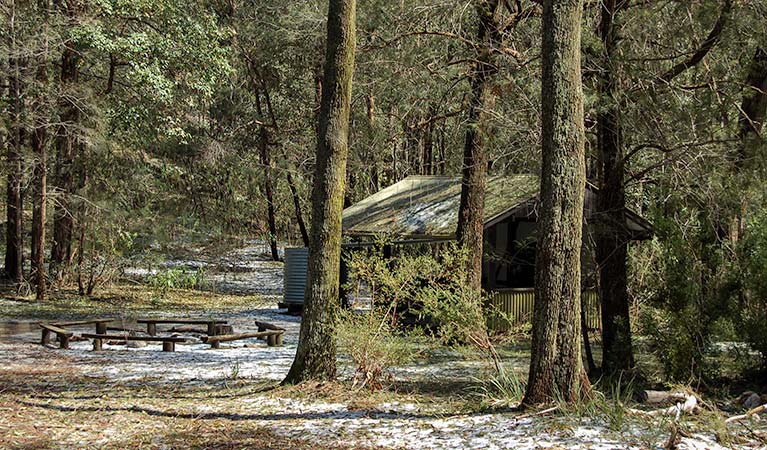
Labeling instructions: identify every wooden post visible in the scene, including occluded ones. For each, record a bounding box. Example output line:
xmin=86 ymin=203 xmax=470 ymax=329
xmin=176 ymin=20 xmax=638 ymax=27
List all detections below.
xmin=267 ymin=334 xmax=276 ymax=346
xmin=41 ymin=329 xmax=51 ymax=345
xmin=210 ymin=340 xmax=220 ymax=349
xmin=275 ymin=333 xmax=283 ymax=346
xmin=96 ymin=322 xmax=107 ymax=334
xmin=162 ymin=341 xmax=175 ymax=352
xmin=207 ymin=322 xmax=216 ymax=336
xmin=59 ymin=334 xmax=70 ymax=349
xmin=147 ymin=323 xmax=156 ymax=336
xmin=92 ymin=338 xmax=102 ymax=351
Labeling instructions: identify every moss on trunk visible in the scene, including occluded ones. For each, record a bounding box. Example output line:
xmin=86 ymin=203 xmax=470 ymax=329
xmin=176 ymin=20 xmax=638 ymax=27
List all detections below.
xmin=283 ymin=0 xmax=356 ymax=384
xmin=524 ymin=0 xmax=588 ymax=405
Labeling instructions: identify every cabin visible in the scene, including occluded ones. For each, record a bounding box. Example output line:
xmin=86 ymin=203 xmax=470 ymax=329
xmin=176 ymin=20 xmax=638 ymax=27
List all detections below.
xmin=340 ymin=174 xmax=653 ymax=330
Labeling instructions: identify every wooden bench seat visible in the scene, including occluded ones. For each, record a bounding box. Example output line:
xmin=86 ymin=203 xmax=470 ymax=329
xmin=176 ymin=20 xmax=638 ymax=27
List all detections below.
xmin=137 ymin=319 xmax=227 ymax=336
xmin=52 ymin=319 xmax=114 ymax=334
xmin=201 ymin=330 xmax=284 ymax=349
xmin=82 ymin=333 xmax=187 ymax=352
xmin=40 ymin=323 xmax=74 ymax=349
xmin=254 ymin=320 xmax=286 ymax=332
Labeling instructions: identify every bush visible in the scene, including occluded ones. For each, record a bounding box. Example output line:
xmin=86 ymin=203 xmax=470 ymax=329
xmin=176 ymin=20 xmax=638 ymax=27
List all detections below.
xmin=732 ymin=211 xmax=767 ymax=364
xmin=336 ymin=307 xmax=417 ymax=390
xmin=147 ymin=266 xmax=205 ymax=293
xmin=344 ymin=241 xmax=499 ymax=373
xmin=639 ymin=212 xmax=732 ymax=382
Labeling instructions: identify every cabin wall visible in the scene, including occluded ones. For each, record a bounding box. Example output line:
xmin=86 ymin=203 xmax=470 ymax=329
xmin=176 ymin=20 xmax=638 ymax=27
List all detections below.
xmin=482 ymin=218 xmax=597 ymax=290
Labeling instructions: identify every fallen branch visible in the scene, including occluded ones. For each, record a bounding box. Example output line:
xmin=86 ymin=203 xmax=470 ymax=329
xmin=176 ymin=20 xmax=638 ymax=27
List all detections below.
xmin=628 ymin=394 xmax=699 ymax=417
xmin=641 ymin=390 xmax=689 ymax=405
xmin=514 ymin=405 xmax=559 ymax=420
xmin=725 ymin=404 xmax=766 ymax=424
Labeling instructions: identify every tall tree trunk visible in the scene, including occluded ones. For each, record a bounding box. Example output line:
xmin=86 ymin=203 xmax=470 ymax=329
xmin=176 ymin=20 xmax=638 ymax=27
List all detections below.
xmin=5 ymin=0 xmax=24 ymax=284
xmin=258 ymin=126 xmax=279 ymax=261
xmin=286 ymin=171 xmax=310 ymax=247
xmin=595 ymin=0 xmax=635 ymax=375
xmin=51 ymin=3 xmax=81 ymax=277
xmin=247 ymin=64 xmax=284 ymax=261
xmin=456 ymin=0 xmax=501 ymax=293
xmin=524 ymin=0 xmax=588 ymax=405
xmin=731 ymin=47 xmax=767 ymax=240
xmin=283 ymin=0 xmax=355 ymax=384
xmin=32 ymin=0 xmax=50 ymax=301
xmin=32 ymin=133 xmax=47 ymax=301
xmin=737 ymin=47 xmax=767 ymax=164
xmin=251 ymin=84 xmax=279 ymax=261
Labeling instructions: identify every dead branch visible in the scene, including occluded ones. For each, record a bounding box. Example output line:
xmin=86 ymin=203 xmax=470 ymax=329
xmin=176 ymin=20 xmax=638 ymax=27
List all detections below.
xmin=725 ymin=404 xmax=766 ymax=424
xmin=628 ymin=394 xmax=699 ymax=417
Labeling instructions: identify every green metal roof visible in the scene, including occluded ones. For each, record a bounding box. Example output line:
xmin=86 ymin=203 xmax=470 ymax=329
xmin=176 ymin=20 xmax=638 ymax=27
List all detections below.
xmin=342 ymin=175 xmax=540 ymax=238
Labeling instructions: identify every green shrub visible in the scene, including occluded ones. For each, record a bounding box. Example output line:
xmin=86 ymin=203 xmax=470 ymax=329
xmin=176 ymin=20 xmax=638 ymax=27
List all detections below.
xmin=639 ymin=212 xmax=731 ymax=382
xmin=147 ymin=266 xmax=205 ymax=293
xmin=732 ymin=211 xmax=767 ymax=364
xmin=336 ymin=306 xmax=418 ymax=390
xmin=344 ymin=240 xmax=500 ymax=372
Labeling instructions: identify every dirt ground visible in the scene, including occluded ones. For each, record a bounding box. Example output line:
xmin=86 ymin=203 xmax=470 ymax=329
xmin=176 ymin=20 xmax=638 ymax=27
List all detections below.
xmin=1 ymin=288 xmax=764 ymax=450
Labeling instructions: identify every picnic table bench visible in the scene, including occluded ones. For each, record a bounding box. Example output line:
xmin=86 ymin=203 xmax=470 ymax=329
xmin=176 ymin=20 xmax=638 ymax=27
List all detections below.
xmin=51 ymin=318 xmax=114 ymax=334
xmin=201 ymin=330 xmax=284 ymax=349
xmin=82 ymin=333 xmax=187 ymax=352
xmin=136 ymin=319 xmax=227 ymax=336
xmin=40 ymin=323 xmax=74 ymax=349
xmin=255 ymin=320 xmax=286 ymax=332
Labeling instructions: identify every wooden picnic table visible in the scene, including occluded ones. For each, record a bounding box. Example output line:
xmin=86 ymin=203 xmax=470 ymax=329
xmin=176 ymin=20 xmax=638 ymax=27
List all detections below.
xmin=82 ymin=333 xmax=187 ymax=352
xmin=202 ymin=330 xmax=284 ymax=349
xmin=51 ymin=318 xmax=115 ymax=334
xmin=136 ymin=319 xmax=227 ymax=336
xmin=39 ymin=323 xmax=74 ymax=349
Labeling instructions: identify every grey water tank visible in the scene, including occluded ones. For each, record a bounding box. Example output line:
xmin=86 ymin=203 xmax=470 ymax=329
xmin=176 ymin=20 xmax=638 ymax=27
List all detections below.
xmin=283 ymin=247 xmax=309 ymax=304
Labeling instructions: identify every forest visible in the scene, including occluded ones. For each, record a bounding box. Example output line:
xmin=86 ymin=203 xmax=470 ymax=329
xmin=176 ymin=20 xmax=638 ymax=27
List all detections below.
xmin=0 ymin=0 xmax=766 ymax=449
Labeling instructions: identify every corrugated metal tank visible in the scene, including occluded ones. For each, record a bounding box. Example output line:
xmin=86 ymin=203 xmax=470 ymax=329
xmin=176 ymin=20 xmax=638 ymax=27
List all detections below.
xmin=283 ymin=247 xmax=309 ymax=304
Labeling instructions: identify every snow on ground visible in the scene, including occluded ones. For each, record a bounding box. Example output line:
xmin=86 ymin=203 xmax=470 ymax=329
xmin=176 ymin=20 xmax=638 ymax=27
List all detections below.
xmin=123 ymin=240 xmax=286 ymax=295
xmin=0 ymin=243 xmax=756 ymax=449
xmin=0 ymin=311 xmax=743 ymax=449
xmin=0 ymin=307 xmax=300 ymax=382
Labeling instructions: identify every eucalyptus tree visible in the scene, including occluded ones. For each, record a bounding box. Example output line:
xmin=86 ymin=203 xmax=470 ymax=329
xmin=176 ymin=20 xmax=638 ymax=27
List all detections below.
xmin=3 ymin=0 xmax=26 ymax=284
xmin=586 ymin=0 xmax=737 ymax=375
xmin=582 ymin=0 xmax=766 ymax=379
xmin=284 ymin=0 xmax=356 ymax=383
xmin=31 ymin=0 xmax=52 ymax=300
xmin=524 ymin=0 xmax=588 ymax=405
xmin=456 ymin=0 xmax=535 ymax=292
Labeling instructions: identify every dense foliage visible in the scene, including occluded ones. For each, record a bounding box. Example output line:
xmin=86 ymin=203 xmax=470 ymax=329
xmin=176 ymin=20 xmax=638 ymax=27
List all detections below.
xmin=1 ymin=0 xmax=766 ymax=380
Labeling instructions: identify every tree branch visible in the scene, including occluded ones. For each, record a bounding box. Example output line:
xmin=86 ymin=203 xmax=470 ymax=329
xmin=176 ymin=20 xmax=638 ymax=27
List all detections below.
xmin=658 ymin=0 xmax=732 ymax=83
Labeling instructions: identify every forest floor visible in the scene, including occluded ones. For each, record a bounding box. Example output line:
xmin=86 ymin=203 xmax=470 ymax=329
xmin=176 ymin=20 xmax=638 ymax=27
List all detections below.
xmin=0 ymin=240 xmax=765 ymax=449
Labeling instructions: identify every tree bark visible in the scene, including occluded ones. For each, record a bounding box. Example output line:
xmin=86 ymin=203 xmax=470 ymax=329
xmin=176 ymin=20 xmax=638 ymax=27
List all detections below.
xmin=737 ymin=47 xmax=767 ymax=151
xmin=283 ymin=0 xmax=355 ymax=384
xmin=595 ymin=0 xmax=635 ymax=375
xmin=5 ymin=0 xmax=24 ymax=284
xmin=32 ymin=0 xmax=51 ymax=301
xmin=524 ymin=0 xmax=588 ymax=405
xmin=456 ymin=0 xmax=501 ymax=293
